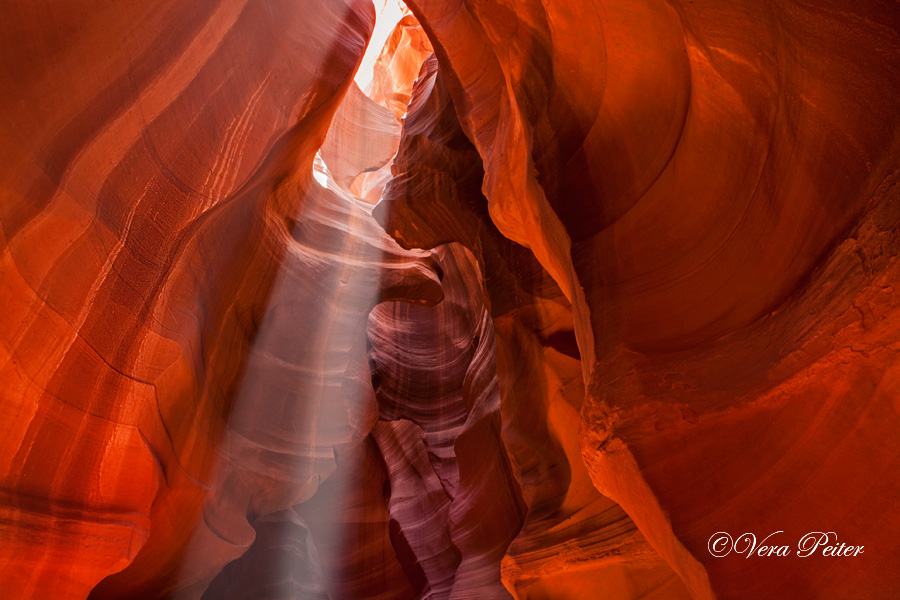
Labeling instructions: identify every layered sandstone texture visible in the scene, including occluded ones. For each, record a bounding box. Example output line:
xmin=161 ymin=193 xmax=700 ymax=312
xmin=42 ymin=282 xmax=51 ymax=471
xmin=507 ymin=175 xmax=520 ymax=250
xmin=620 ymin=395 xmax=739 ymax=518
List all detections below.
xmin=2 ymin=0 xmax=900 ymax=599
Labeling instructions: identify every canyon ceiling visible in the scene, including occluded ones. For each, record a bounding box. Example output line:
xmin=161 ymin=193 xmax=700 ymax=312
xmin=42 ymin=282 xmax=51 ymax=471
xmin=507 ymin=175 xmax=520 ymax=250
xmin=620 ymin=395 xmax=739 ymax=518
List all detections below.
xmin=1 ymin=0 xmax=899 ymax=599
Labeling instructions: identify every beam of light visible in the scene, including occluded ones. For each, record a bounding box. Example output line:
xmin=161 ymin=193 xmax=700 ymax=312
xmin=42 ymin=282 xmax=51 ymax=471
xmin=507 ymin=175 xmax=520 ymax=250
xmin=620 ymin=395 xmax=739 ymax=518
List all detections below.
xmin=173 ymin=0 xmax=423 ymax=595
xmin=312 ymin=151 xmax=332 ymax=189
xmin=171 ymin=3 xmax=415 ymax=597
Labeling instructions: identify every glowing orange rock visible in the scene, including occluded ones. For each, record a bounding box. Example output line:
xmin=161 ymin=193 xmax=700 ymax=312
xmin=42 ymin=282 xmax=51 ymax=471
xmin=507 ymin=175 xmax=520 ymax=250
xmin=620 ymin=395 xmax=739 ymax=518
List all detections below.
xmin=2 ymin=0 xmax=900 ymax=598
xmin=377 ymin=55 xmax=693 ymax=600
xmin=0 ymin=1 xmax=441 ymax=598
xmin=369 ymin=15 xmax=434 ymax=120
xmin=402 ymin=0 xmax=900 ymax=597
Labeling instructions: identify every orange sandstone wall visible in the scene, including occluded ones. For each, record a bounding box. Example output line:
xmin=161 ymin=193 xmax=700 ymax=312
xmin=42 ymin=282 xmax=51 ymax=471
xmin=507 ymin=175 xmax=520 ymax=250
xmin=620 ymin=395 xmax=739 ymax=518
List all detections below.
xmin=400 ymin=0 xmax=900 ymax=598
xmin=0 ymin=1 xmax=436 ymax=598
xmin=2 ymin=0 xmax=900 ymax=599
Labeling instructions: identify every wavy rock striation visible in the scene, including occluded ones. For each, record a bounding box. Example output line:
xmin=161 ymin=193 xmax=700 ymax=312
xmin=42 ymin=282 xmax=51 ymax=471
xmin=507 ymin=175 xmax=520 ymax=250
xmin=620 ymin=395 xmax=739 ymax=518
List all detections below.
xmin=398 ymin=0 xmax=900 ymax=598
xmin=0 ymin=1 xmax=440 ymax=598
xmin=1 ymin=0 xmax=900 ymax=599
xmin=377 ymin=55 xmax=693 ymax=600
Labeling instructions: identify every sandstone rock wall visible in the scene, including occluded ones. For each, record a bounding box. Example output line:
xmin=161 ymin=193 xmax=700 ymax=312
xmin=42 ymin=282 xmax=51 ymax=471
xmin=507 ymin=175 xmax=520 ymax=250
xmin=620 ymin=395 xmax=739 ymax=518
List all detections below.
xmin=1 ymin=0 xmax=899 ymax=598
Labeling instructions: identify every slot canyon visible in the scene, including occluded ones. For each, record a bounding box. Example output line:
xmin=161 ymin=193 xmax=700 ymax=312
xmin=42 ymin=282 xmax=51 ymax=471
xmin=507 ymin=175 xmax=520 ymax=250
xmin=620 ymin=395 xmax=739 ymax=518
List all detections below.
xmin=1 ymin=0 xmax=899 ymax=598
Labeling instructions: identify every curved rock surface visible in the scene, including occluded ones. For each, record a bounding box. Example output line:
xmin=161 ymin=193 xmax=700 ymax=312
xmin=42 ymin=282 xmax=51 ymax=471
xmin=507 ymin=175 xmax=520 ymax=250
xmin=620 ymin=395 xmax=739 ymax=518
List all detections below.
xmin=0 ymin=1 xmax=440 ymax=598
xmin=2 ymin=0 xmax=900 ymax=599
xmin=398 ymin=0 xmax=900 ymax=598
xmin=369 ymin=15 xmax=434 ymax=121
xmin=321 ymin=82 xmax=401 ymax=194
xmin=377 ymin=55 xmax=693 ymax=600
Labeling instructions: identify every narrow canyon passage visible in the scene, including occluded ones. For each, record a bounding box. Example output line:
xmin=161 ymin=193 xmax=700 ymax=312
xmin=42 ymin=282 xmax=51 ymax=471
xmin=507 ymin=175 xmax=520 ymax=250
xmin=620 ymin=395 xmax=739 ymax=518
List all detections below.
xmin=1 ymin=1 xmax=900 ymax=599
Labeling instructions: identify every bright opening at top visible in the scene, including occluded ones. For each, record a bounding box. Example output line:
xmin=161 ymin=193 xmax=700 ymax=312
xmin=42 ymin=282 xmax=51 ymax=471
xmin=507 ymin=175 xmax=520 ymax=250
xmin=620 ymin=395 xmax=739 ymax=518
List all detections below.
xmin=354 ymin=0 xmax=410 ymax=94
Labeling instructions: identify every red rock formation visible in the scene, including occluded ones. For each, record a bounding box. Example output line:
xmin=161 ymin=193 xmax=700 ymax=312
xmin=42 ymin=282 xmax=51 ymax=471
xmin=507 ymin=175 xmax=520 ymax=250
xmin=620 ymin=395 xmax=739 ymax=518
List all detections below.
xmin=368 ymin=15 xmax=434 ymax=120
xmin=320 ymin=83 xmax=401 ymax=195
xmin=2 ymin=0 xmax=900 ymax=599
xmin=396 ymin=0 xmax=900 ymax=598
xmin=0 ymin=1 xmax=440 ymax=598
xmin=377 ymin=55 xmax=693 ymax=600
